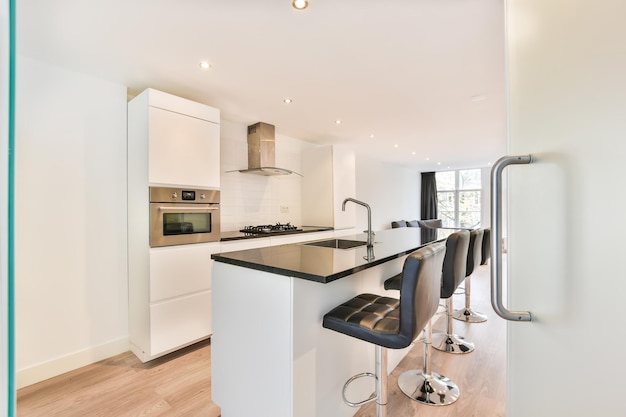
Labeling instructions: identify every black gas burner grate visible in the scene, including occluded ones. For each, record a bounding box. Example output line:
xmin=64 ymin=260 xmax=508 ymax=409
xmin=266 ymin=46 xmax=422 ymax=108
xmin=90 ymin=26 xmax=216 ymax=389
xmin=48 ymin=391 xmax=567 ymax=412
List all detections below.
xmin=240 ymin=223 xmax=302 ymax=235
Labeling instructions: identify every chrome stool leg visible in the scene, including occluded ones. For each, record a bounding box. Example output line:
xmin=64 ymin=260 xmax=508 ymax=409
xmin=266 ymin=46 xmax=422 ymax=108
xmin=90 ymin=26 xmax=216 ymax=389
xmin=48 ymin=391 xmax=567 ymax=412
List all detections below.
xmin=341 ymin=346 xmax=388 ymax=417
xmin=453 ymin=276 xmax=488 ymax=323
xmin=375 ymin=345 xmax=388 ymax=417
xmin=432 ymin=298 xmax=475 ymax=353
xmin=398 ymin=320 xmax=460 ymax=406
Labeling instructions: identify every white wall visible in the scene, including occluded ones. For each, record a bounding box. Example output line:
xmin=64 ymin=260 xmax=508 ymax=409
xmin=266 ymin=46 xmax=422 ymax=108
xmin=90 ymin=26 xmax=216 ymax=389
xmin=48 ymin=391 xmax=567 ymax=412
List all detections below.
xmin=14 ymin=56 xmax=128 ymax=388
xmin=221 ymin=123 xmax=421 ymax=235
xmin=481 ymin=166 xmax=492 ymax=228
xmin=219 ymin=119 xmax=305 ymax=231
xmin=354 ymin=153 xmax=420 ymax=232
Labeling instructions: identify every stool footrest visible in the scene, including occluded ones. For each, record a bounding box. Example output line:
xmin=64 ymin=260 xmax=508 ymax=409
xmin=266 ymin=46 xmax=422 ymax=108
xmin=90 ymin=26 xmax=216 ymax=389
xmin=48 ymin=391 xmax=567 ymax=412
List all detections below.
xmin=342 ymin=372 xmax=378 ymax=407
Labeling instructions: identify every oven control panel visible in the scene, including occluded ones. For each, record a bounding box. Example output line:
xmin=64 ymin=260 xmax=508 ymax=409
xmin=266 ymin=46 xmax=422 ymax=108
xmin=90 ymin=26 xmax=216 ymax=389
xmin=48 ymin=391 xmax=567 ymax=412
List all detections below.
xmin=181 ymin=190 xmax=195 ymax=200
xmin=149 ymin=186 xmax=220 ymax=204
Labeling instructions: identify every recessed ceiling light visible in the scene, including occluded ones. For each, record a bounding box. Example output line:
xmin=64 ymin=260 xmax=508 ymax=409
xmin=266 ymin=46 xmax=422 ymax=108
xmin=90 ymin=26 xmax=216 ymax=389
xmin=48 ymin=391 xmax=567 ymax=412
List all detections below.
xmin=335 ymin=120 xmax=342 ymax=124
xmin=412 ymin=152 xmax=416 ymax=155
xmin=292 ymin=0 xmax=309 ymax=10
xmin=437 ymin=162 xmax=441 ymax=165
xmin=283 ymin=98 xmax=292 ymax=103
xmin=426 ymin=157 xmax=430 ymax=161
xmin=199 ymin=61 xmax=211 ymax=70
xmin=394 ymin=144 xmax=399 ymax=148
xmin=369 ymin=134 xmax=375 ymax=138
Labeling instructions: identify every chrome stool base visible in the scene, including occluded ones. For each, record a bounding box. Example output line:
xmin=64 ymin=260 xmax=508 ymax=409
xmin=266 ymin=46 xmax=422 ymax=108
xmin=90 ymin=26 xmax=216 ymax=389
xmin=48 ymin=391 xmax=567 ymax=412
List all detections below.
xmin=453 ymin=307 xmax=488 ymax=323
xmin=398 ymin=370 xmax=460 ymax=406
xmin=431 ymin=332 xmax=475 ymax=354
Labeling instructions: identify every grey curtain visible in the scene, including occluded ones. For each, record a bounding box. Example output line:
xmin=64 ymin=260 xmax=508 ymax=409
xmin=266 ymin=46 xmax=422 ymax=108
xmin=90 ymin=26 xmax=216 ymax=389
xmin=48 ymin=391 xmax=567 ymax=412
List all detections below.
xmin=421 ymin=172 xmax=438 ymax=220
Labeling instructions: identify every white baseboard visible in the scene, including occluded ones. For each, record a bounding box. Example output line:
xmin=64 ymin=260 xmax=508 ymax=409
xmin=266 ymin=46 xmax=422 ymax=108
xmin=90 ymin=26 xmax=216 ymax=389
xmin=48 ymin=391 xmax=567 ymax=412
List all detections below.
xmin=16 ymin=337 xmax=129 ymax=389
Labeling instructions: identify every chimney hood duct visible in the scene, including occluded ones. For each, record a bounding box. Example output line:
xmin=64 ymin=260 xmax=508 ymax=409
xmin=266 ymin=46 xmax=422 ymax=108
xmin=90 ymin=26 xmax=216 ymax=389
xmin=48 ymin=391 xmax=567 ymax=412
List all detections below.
xmin=236 ymin=122 xmax=301 ymax=176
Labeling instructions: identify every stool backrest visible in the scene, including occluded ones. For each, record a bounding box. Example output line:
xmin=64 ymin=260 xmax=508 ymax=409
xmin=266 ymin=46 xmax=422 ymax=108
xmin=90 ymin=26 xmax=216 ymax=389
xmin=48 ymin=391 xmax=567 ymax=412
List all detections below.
xmin=481 ymin=228 xmax=491 ymax=265
xmin=417 ymin=219 xmax=443 ymax=229
xmin=466 ymin=229 xmax=484 ymax=277
xmin=399 ymin=242 xmax=446 ymax=343
xmin=392 ymin=220 xmax=408 ymax=228
xmin=441 ymin=230 xmax=470 ymax=298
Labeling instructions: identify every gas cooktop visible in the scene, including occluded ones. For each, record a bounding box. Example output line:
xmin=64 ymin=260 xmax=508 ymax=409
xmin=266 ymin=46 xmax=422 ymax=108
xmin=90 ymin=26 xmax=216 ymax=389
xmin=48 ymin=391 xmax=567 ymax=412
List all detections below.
xmin=240 ymin=223 xmax=302 ymax=235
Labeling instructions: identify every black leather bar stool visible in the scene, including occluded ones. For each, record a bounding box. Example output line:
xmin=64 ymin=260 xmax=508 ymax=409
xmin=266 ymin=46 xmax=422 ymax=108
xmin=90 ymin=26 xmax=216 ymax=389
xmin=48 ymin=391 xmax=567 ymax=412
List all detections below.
xmin=391 ymin=220 xmax=407 ymax=228
xmin=323 ymin=242 xmax=446 ymax=417
xmin=481 ymin=228 xmax=491 ymax=265
xmin=431 ymin=230 xmax=473 ymax=354
xmin=417 ymin=219 xmax=443 ymax=228
xmin=453 ymin=228 xmax=488 ymax=323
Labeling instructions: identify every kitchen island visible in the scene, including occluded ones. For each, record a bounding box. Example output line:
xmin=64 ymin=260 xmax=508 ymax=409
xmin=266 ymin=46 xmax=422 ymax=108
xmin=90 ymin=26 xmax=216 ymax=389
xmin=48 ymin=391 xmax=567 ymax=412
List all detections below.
xmin=210 ymin=227 xmax=455 ymax=417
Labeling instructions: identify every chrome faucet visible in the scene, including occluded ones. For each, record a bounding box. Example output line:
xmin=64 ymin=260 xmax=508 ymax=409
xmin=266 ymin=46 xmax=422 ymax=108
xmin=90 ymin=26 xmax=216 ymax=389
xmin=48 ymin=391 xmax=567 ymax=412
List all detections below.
xmin=342 ymin=198 xmax=374 ymax=247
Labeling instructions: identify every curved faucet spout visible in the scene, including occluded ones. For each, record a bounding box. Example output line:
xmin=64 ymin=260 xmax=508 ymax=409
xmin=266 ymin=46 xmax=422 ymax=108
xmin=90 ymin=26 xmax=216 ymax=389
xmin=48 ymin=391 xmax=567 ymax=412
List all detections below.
xmin=342 ymin=198 xmax=374 ymax=247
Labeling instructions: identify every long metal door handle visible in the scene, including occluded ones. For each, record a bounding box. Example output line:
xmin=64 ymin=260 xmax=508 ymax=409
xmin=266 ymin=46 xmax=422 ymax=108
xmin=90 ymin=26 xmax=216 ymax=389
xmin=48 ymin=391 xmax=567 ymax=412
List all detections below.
xmin=490 ymin=155 xmax=533 ymax=322
xmin=158 ymin=206 xmax=219 ymax=211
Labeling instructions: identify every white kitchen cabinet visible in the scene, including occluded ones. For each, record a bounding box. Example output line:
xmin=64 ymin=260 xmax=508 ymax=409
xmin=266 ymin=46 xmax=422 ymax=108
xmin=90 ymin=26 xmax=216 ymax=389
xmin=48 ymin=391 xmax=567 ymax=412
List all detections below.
xmin=148 ymin=291 xmax=212 ymax=361
xmin=220 ymin=237 xmax=271 ymax=253
xmin=149 ymin=243 xmax=218 ymax=302
xmin=129 ymin=242 xmax=221 ymax=362
xmin=301 ymin=145 xmax=356 ymax=230
xmin=127 ymin=88 xmax=222 ymax=362
xmin=128 ymin=88 xmax=220 ymax=189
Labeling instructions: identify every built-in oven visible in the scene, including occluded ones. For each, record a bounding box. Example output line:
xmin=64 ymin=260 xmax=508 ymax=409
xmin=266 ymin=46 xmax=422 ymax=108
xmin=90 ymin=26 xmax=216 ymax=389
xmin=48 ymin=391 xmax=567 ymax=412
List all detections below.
xmin=149 ymin=186 xmax=220 ymax=247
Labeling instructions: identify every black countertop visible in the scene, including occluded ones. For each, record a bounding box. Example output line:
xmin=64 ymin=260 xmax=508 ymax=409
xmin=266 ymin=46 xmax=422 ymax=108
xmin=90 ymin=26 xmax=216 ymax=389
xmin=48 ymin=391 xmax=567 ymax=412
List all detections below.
xmin=212 ymin=227 xmax=458 ymax=283
xmin=220 ymin=226 xmax=334 ymax=242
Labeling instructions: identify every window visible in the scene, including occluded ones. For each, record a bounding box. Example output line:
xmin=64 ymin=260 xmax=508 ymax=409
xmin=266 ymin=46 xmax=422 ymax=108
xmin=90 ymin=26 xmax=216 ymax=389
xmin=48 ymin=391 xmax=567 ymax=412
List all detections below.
xmin=436 ymin=169 xmax=481 ymax=228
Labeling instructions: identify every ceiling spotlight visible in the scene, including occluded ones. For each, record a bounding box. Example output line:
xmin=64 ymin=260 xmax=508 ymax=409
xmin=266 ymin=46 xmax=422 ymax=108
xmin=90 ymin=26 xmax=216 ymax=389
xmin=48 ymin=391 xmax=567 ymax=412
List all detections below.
xmin=369 ymin=134 xmax=375 ymax=138
xmin=292 ymin=0 xmax=308 ymax=10
xmin=283 ymin=98 xmax=293 ymax=103
xmin=199 ymin=61 xmax=211 ymax=70
xmin=394 ymin=144 xmax=399 ymax=148
xmin=426 ymin=157 xmax=430 ymax=161
xmin=335 ymin=120 xmax=342 ymax=124
xmin=412 ymin=152 xmax=416 ymax=155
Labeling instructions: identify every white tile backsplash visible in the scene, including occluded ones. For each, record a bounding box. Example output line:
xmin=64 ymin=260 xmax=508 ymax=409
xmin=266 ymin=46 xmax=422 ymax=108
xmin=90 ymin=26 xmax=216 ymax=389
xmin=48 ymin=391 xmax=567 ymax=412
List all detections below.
xmin=220 ymin=119 xmax=307 ymax=231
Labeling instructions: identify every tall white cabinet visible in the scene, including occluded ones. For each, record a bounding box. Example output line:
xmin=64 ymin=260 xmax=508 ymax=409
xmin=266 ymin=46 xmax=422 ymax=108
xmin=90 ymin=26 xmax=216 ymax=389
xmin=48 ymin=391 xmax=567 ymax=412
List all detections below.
xmin=128 ymin=89 xmax=221 ymax=362
xmin=301 ymin=145 xmax=356 ymax=230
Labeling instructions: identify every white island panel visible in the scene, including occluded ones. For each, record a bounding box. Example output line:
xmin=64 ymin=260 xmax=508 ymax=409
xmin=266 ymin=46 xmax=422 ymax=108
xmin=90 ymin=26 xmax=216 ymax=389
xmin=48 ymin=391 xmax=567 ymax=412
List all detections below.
xmin=211 ymin=262 xmax=293 ymax=417
xmin=211 ymin=256 xmax=410 ymax=417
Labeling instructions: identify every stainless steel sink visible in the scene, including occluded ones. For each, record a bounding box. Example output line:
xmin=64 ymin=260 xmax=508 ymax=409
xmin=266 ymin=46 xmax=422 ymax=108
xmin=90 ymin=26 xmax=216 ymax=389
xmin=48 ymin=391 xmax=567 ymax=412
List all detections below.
xmin=303 ymin=239 xmax=367 ymax=249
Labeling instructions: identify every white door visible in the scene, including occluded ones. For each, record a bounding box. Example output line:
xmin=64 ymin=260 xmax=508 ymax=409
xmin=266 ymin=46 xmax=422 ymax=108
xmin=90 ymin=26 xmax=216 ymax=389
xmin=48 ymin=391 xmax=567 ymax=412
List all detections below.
xmin=505 ymin=1 xmax=626 ymax=416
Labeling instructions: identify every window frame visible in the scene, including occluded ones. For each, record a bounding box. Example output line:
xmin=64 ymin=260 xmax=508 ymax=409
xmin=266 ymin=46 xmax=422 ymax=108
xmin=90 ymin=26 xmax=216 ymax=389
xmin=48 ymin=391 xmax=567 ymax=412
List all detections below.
xmin=436 ymin=169 xmax=482 ymax=229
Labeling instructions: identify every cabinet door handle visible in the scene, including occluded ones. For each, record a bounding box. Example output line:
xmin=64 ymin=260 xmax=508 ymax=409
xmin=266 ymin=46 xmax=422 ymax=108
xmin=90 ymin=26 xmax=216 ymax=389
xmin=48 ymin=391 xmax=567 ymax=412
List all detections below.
xmin=158 ymin=206 xmax=219 ymax=211
xmin=490 ymin=155 xmax=533 ymax=322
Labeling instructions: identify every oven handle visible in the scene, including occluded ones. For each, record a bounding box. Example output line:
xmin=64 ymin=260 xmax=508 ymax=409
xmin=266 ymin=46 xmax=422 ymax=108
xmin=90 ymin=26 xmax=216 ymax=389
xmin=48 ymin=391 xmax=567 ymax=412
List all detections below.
xmin=157 ymin=206 xmax=219 ymax=211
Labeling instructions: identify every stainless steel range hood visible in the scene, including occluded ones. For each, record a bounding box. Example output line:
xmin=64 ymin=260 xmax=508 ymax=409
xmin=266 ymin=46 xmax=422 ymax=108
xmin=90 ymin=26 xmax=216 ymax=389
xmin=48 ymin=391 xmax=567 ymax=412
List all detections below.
xmin=236 ymin=122 xmax=301 ymax=176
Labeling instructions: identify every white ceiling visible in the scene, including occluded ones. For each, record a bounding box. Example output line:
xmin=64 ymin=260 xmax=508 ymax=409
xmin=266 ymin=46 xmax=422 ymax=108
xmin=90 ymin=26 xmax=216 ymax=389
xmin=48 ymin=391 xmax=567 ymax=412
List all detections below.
xmin=16 ymin=0 xmax=507 ymax=170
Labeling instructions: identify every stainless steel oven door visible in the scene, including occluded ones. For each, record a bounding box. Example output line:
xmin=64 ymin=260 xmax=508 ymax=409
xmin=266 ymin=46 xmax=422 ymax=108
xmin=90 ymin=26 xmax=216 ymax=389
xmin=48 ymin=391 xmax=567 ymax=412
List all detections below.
xmin=150 ymin=202 xmax=220 ymax=247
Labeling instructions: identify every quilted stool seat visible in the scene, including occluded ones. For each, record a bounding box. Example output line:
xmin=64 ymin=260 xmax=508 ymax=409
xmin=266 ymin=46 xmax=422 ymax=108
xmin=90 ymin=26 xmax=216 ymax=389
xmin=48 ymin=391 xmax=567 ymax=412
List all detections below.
xmin=323 ymin=242 xmax=449 ymax=416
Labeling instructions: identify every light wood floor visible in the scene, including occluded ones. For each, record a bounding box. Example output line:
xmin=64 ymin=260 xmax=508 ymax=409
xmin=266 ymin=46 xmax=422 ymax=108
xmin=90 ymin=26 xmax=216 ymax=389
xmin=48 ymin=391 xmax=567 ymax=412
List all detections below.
xmin=17 ymin=263 xmax=504 ymax=417
xmin=353 ymin=262 xmax=506 ymax=417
